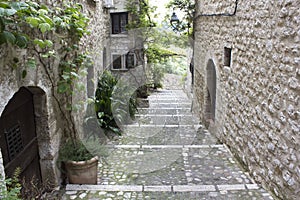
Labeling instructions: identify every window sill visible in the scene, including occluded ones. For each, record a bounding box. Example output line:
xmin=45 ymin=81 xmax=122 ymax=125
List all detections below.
xmin=111 ymin=68 xmax=129 ymax=72
xmin=110 ymin=34 xmax=128 ymax=38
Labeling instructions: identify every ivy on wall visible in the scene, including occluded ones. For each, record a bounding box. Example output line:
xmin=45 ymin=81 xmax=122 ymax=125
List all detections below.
xmin=0 ymin=0 xmax=90 ymax=93
xmin=0 ymin=0 xmax=92 ymax=141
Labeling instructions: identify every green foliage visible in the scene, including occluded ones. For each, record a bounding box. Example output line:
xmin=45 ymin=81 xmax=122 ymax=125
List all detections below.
xmin=95 ymin=71 xmax=137 ymax=136
xmin=126 ymin=0 xmax=156 ymax=29
xmin=0 ymin=168 xmax=22 ymax=200
xmin=95 ymin=71 xmax=120 ymax=135
xmin=111 ymin=79 xmax=138 ymax=125
xmin=0 ymin=0 xmax=90 ymax=98
xmin=58 ymin=138 xmax=107 ymax=162
xmin=59 ymin=139 xmax=92 ymax=162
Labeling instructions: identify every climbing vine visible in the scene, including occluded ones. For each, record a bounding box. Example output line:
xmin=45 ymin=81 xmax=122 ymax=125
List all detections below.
xmin=0 ymin=0 xmax=90 ymax=92
xmin=0 ymin=0 xmax=91 ymax=140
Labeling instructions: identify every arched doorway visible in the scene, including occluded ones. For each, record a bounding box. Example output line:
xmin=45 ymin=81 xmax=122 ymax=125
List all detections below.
xmin=205 ymin=59 xmax=217 ymax=124
xmin=0 ymin=87 xmax=43 ymax=186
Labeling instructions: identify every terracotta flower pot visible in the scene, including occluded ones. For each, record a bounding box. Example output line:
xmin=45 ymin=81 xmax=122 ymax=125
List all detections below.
xmin=65 ymin=156 xmax=98 ymax=184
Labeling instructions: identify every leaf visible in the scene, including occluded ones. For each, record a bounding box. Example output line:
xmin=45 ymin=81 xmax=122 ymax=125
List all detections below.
xmin=15 ymin=35 xmax=28 ymax=48
xmin=1 ymin=31 xmax=15 ymax=44
xmin=10 ymin=2 xmax=28 ymax=11
xmin=38 ymin=22 xmax=51 ymax=33
xmin=37 ymin=8 xmax=48 ymax=16
xmin=3 ymin=8 xmax=17 ymax=16
xmin=57 ymin=82 xmax=69 ymax=93
xmin=53 ymin=16 xmax=62 ymax=24
xmin=44 ymin=39 xmax=53 ymax=47
xmin=41 ymin=15 xmax=53 ymax=26
xmin=22 ymin=70 xmax=27 ymax=79
xmin=33 ymin=39 xmax=46 ymax=48
xmin=0 ymin=2 xmax=10 ymax=9
xmin=26 ymin=59 xmax=36 ymax=68
xmin=0 ymin=8 xmax=5 ymax=16
xmin=26 ymin=17 xmax=40 ymax=27
xmin=70 ymin=72 xmax=79 ymax=78
xmin=28 ymin=1 xmax=39 ymax=8
xmin=61 ymin=74 xmax=70 ymax=80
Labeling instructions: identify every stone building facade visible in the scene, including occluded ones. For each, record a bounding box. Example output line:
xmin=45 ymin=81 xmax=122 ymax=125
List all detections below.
xmin=0 ymin=0 xmax=109 ymax=188
xmin=106 ymin=0 xmax=144 ymax=72
xmin=193 ymin=0 xmax=299 ymax=199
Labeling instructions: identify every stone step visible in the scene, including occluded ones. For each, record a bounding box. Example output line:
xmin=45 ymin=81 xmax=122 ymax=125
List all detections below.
xmin=66 ymin=183 xmax=261 ymax=192
xmin=64 ymin=184 xmax=274 ymax=200
xmin=137 ymin=108 xmax=191 ymax=115
xmin=132 ymin=115 xmax=199 ymax=125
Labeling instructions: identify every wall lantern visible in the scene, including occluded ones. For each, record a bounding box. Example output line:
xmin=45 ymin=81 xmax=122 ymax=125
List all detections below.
xmin=170 ymin=12 xmax=180 ymax=31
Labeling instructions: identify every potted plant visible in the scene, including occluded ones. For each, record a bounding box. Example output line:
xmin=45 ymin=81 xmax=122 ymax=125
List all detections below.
xmin=58 ymin=137 xmax=107 ymax=184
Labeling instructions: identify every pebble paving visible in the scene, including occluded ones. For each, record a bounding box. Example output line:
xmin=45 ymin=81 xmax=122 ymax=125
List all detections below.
xmin=63 ymin=88 xmax=274 ymax=200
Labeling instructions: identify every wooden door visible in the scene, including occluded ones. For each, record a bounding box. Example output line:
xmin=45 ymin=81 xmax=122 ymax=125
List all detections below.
xmin=0 ymin=87 xmax=41 ymax=184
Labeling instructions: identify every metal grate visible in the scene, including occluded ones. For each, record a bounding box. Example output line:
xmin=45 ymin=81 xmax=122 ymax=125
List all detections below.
xmin=5 ymin=123 xmax=24 ymax=160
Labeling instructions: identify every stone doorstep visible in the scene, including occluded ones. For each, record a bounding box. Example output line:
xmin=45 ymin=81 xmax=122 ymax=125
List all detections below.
xmin=66 ymin=185 xmax=143 ymax=192
xmin=138 ymin=108 xmax=190 ymax=110
xmin=135 ymin=114 xmax=193 ymax=117
xmin=123 ymin=125 xmax=196 ymax=128
xmin=104 ymin=145 xmax=224 ymax=149
xmin=150 ymin=103 xmax=191 ymax=105
xmin=66 ymin=184 xmax=260 ymax=192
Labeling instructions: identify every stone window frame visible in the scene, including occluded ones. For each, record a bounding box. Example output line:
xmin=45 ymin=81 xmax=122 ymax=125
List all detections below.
xmin=111 ymin=53 xmax=136 ymax=70
xmin=111 ymin=12 xmax=128 ymax=35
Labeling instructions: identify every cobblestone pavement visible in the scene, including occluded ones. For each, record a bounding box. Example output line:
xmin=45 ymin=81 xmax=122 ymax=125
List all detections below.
xmin=63 ymin=89 xmax=274 ymax=200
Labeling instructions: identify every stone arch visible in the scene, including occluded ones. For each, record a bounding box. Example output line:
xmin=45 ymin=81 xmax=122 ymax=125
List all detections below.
xmin=205 ymin=59 xmax=217 ymax=124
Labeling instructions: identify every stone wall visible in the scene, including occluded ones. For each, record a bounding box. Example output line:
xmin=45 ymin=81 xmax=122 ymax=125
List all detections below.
xmin=0 ymin=0 xmax=109 ymax=187
xmin=193 ymin=0 xmax=299 ymax=199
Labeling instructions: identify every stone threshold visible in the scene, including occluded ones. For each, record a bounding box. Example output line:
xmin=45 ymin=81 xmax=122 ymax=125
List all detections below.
xmin=123 ymin=124 xmax=197 ymax=128
xmin=138 ymin=108 xmax=191 ymax=110
xmin=66 ymin=184 xmax=260 ymax=192
xmin=135 ymin=114 xmax=193 ymax=117
xmin=105 ymin=144 xmax=224 ymax=149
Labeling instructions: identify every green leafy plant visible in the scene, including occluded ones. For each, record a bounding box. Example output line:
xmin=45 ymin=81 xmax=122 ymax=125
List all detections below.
xmin=0 ymin=1 xmax=90 ymax=99
xmin=58 ymin=138 xmax=108 ymax=162
xmin=59 ymin=139 xmax=93 ymax=162
xmin=95 ymin=71 xmax=138 ymax=136
xmin=95 ymin=71 xmax=120 ymax=135
xmin=126 ymin=0 xmax=156 ymax=30
xmin=0 ymin=168 xmax=22 ymax=200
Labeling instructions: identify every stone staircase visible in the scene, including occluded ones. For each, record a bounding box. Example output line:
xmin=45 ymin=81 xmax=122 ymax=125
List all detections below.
xmin=63 ymin=89 xmax=273 ymax=200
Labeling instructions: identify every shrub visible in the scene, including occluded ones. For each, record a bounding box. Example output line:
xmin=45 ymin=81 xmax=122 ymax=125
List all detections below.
xmin=95 ymin=71 xmax=137 ymax=136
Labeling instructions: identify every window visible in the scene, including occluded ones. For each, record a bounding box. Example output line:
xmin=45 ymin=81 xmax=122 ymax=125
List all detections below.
xmin=112 ymin=53 xmax=136 ymax=70
xmin=224 ymin=47 xmax=232 ymax=67
xmin=111 ymin=12 xmax=128 ymax=34
xmin=126 ymin=53 xmax=135 ymax=68
xmin=112 ymin=55 xmax=122 ymax=69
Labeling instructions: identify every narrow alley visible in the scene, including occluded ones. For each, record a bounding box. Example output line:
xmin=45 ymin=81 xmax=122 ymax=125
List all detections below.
xmin=63 ymin=82 xmax=274 ymax=200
